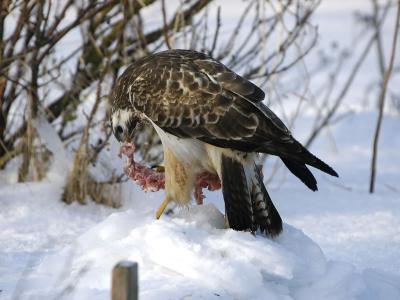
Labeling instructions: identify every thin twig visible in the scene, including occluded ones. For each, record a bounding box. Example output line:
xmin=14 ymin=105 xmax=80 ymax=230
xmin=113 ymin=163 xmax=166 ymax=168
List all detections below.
xmin=161 ymin=0 xmax=172 ymax=49
xmin=369 ymin=1 xmax=400 ymax=193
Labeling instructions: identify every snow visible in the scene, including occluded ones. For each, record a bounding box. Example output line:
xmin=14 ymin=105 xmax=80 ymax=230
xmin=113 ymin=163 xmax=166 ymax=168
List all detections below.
xmin=2 ymin=182 xmax=400 ymax=299
xmin=1 ymin=0 xmax=400 ymax=299
xmin=275 ymin=112 xmax=400 ymax=276
xmin=0 ymin=180 xmax=113 ymax=298
xmin=1 ymin=112 xmax=400 ymax=299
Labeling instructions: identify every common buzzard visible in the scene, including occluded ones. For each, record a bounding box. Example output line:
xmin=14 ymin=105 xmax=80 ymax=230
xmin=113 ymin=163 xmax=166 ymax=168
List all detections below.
xmin=110 ymin=49 xmax=338 ymax=237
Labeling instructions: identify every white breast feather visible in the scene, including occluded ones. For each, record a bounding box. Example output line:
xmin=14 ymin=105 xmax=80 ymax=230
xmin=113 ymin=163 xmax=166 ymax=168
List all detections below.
xmin=145 ymin=117 xmax=207 ymax=165
xmin=113 ymin=109 xmax=133 ymax=128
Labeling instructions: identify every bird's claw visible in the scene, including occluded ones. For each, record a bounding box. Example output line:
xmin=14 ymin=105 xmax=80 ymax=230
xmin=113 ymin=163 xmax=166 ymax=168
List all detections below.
xmin=150 ymin=165 xmax=165 ymax=173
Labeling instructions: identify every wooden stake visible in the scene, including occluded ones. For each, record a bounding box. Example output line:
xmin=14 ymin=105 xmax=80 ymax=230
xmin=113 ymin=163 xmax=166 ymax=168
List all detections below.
xmin=112 ymin=261 xmax=138 ymax=300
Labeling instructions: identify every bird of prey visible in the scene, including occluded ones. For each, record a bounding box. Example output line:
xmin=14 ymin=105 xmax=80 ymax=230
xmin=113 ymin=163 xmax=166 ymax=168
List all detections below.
xmin=110 ymin=49 xmax=338 ymax=237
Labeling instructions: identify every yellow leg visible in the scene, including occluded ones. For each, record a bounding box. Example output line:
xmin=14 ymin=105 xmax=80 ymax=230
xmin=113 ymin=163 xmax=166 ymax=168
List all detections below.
xmin=156 ymin=196 xmax=170 ymax=219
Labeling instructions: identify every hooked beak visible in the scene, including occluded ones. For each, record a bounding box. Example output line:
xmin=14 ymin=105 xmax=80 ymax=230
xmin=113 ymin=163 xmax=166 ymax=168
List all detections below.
xmin=122 ymin=125 xmax=138 ymax=144
xmin=122 ymin=132 xmax=131 ymax=143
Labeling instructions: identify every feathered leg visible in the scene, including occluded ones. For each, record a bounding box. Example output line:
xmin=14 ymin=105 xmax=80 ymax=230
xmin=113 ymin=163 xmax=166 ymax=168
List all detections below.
xmin=156 ymin=195 xmax=171 ymax=219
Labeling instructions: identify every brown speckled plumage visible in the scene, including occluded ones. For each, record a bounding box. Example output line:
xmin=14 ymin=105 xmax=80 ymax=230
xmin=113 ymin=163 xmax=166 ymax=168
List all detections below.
xmin=110 ymin=49 xmax=338 ymax=236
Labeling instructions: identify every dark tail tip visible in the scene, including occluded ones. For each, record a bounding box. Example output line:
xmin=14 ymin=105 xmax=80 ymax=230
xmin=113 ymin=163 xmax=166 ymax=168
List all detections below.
xmin=281 ymin=158 xmax=318 ymax=191
xmin=314 ymin=157 xmax=339 ymax=177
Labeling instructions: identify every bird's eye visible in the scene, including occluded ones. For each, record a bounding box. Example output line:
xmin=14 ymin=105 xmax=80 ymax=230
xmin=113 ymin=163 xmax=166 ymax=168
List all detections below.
xmin=115 ymin=125 xmax=124 ymax=135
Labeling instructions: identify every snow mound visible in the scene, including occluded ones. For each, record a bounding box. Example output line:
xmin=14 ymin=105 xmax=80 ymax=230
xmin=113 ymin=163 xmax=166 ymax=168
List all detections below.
xmin=16 ymin=203 xmax=400 ymax=300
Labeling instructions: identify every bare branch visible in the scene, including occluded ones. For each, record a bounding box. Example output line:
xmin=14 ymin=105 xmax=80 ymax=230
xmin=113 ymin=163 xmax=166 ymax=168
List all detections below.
xmin=369 ymin=0 xmax=400 ymax=193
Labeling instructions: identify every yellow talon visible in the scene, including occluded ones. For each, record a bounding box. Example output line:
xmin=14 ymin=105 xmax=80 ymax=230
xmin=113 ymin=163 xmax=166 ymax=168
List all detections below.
xmin=156 ymin=196 xmax=170 ymax=219
xmin=152 ymin=165 xmax=165 ymax=173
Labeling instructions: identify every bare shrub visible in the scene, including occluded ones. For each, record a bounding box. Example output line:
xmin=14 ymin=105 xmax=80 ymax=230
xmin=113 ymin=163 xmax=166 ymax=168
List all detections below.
xmin=2 ymin=0 xmax=370 ymax=203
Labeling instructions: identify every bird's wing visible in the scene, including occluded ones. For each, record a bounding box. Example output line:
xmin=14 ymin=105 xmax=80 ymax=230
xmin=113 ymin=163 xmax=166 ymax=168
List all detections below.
xmin=126 ymin=51 xmax=289 ymax=150
xmin=121 ymin=50 xmax=337 ymax=178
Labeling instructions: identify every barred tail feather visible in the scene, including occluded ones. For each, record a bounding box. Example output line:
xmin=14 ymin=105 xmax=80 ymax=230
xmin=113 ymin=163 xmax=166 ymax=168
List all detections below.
xmin=221 ymin=153 xmax=282 ymax=237
xmin=249 ymin=161 xmax=282 ymax=237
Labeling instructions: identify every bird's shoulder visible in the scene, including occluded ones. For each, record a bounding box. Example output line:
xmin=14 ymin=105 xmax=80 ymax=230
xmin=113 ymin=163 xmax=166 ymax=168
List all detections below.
xmin=123 ymin=49 xmax=265 ymax=104
xmin=114 ymin=50 xmax=290 ymax=141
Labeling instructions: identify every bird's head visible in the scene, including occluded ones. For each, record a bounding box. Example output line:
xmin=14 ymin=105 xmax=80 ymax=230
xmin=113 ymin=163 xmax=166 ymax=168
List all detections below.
xmin=110 ymin=108 xmax=140 ymax=143
xmin=110 ymin=62 xmax=147 ymax=143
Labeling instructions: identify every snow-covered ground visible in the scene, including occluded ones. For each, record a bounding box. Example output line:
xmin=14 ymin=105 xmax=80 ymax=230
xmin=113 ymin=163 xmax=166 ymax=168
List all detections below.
xmin=1 ymin=0 xmax=400 ymax=299
xmin=3 ymin=111 xmax=399 ymax=300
